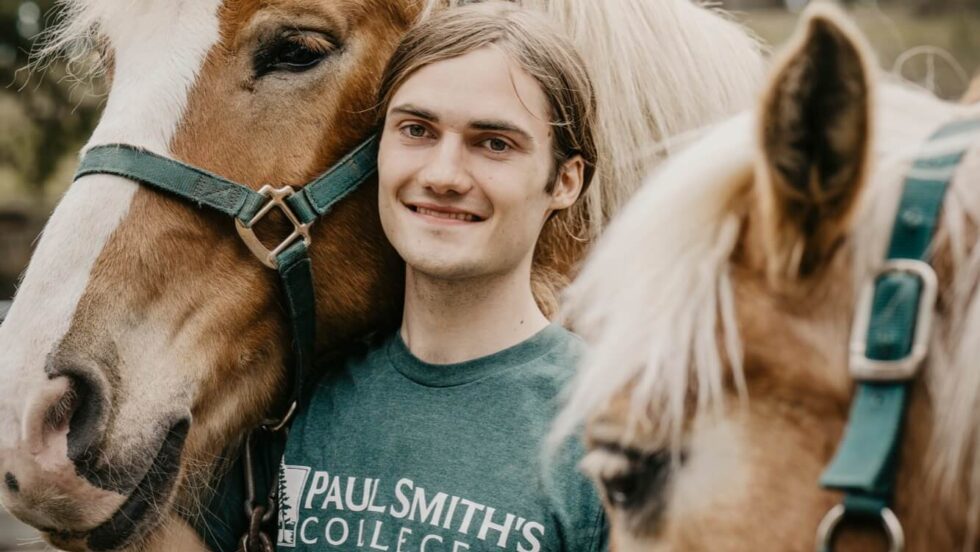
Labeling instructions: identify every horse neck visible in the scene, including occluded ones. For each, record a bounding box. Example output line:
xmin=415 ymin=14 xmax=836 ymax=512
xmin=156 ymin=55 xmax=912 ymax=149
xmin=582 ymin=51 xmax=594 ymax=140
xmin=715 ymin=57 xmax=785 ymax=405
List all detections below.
xmin=308 ymin=177 xmax=404 ymax=358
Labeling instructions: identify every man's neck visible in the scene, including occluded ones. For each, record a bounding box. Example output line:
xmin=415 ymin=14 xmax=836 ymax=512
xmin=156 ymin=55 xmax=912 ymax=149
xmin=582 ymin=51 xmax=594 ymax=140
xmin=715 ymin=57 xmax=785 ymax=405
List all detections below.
xmin=400 ymin=265 xmax=549 ymax=364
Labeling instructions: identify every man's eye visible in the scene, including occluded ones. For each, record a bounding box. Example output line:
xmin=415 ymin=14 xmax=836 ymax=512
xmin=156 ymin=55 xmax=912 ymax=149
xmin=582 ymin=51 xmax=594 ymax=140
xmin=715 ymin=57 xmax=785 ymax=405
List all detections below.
xmin=484 ymin=138 xmax=510 ymax=153
xmin=402 ymin=124 xmax=429 ymax=138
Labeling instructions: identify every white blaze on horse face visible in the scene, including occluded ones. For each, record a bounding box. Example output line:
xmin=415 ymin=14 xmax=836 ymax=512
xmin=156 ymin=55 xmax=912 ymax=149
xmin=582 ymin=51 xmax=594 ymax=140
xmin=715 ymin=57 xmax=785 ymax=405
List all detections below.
xmin=0 ymin=0 xmax=223 ymax=448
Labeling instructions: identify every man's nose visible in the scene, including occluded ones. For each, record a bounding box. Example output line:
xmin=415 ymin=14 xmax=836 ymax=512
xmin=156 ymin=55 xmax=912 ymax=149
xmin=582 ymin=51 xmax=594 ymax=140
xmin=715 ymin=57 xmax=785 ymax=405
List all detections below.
xmin=420 ymin=136 xmax=473 ymax=195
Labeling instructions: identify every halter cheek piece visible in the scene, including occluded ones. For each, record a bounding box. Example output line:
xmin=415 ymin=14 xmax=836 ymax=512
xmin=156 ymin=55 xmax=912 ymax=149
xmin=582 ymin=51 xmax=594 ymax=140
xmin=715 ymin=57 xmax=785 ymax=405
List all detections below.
xmin=816 ymin=118 xmax=980 ymax=552
xmin=74 ymin=135 xmax=379 ymax=552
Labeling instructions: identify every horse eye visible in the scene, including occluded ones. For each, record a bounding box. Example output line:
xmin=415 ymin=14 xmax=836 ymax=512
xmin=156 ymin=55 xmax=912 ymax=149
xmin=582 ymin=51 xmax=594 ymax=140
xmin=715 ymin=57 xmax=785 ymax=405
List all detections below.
xmin=600 ymin=448 xmax=673 ymax=511
xmin=276 ymin=43 xmax=322 ymax=68
xmin=254 ymin=31 xmax=336 ymax=77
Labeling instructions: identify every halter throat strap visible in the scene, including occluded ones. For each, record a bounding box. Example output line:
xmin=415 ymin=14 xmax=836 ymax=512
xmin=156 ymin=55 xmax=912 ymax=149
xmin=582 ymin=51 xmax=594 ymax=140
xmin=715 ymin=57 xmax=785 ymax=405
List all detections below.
xmin=73 ymin=135 xmax=379 ymax=414
xmin=817 ymin=118 xmax=980 ymax=551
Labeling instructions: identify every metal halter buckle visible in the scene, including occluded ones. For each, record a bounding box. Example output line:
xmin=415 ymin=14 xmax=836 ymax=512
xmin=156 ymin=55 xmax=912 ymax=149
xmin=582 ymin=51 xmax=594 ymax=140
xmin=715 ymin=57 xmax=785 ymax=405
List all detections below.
xmin=235 ymin=185 xmax=312 ymax=269
xmin=815 ymin=504 xmax=905 ymax=552
xmin=848 ymin=259 xmax=938 ymax=381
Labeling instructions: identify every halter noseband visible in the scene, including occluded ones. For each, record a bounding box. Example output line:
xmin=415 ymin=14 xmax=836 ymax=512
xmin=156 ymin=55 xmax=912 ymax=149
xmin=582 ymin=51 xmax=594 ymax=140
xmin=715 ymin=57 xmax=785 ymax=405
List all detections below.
xmin=73 ymin=135 xmax=379 ymax=551
xmin=816 ymin=117 xmax=980 ymax=551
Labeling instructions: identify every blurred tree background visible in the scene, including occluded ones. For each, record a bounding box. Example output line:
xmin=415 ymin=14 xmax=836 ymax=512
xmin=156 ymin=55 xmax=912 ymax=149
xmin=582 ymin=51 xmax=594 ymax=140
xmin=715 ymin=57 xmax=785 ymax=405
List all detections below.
xmin=0 ymin=0 xmax=977 ymax=302
xmin=1 ymin=0 xmax=102 ymax=204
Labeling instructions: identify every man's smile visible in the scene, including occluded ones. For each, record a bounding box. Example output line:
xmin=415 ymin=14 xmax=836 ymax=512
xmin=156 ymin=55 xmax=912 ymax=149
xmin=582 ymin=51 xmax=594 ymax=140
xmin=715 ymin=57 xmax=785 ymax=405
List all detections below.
xmin=405 ymin=202 xmax=487 ymax=224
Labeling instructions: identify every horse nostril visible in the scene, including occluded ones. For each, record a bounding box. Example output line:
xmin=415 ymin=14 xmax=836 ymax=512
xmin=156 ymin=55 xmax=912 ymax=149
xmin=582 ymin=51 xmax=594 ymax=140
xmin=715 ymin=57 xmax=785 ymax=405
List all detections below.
xmin=40 ymin=368 xmax=108 ymax=468
xmin=44 ymin=378 xmax=80 ymax=435
xmin=60 ymin=370 xmax=107 ymax=467
xmin=4 ymin=472 xmax=19 ymax=493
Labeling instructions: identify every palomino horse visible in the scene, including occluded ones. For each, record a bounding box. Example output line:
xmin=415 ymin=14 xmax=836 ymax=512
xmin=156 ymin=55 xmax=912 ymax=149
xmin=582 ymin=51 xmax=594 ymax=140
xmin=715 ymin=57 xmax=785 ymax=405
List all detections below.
xmin=558 ymin=5 xmax=980 ymax=551
xmin=0 ymin=0 xmax=763 ymax=550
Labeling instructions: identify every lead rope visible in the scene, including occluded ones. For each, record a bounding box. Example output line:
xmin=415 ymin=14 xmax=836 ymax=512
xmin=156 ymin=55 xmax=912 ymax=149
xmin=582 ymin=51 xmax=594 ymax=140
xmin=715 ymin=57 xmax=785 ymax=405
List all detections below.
xmin=239 ymin=430 xmax=278 ymax=552
xmin=816 ymin=117 xmax=980 ymax=551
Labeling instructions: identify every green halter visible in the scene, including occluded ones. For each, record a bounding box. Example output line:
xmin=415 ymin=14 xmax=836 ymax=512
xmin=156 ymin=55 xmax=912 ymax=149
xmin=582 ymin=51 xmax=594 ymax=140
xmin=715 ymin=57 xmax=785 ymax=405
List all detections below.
xmin=816 ymin=117 xmax=980 ymax=551
xmin=74 ymin=137 xmax=379 ymax=551
xmin=75 ymin=136 xmax=378 ymax=421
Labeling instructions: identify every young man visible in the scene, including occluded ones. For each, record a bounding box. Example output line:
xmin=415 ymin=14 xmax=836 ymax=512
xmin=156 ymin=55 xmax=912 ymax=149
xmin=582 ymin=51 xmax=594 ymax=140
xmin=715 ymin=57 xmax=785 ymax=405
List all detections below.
xmin=202 ymin=4 xmax=604 ymax=550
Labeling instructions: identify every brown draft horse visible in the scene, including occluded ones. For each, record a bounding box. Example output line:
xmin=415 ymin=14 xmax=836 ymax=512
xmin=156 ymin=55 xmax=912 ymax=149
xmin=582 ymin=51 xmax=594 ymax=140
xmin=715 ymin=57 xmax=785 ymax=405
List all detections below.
xmin=0 ymin=0 xmax=764 ymax=550
xmin=558 ymin=5 xmax=980 ymax=551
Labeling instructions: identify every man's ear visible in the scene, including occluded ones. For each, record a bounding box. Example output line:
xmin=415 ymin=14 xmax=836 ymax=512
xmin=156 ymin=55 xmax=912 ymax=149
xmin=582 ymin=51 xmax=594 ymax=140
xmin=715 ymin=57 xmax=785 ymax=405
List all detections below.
xmin=756 ymin=4 xmax=873 ymax=282
xmin=550 ymin=155 xmax=585 ymax=211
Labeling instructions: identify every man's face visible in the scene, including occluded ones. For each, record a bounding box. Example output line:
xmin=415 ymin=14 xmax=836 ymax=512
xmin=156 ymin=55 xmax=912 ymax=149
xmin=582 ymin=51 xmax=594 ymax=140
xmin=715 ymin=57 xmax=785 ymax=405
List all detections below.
xmin=378 ymin=46 xmax=571 ymax=281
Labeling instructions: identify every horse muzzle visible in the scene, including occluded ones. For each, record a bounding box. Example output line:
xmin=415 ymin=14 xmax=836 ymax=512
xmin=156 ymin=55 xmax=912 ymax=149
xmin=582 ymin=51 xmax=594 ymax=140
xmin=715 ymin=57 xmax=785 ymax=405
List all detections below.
xmin=0 ymin=367 xmax=190 ymax=551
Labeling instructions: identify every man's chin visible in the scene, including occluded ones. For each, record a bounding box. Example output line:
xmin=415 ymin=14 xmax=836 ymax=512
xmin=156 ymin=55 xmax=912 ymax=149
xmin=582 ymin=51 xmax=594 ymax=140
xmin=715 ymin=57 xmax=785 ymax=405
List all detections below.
xmin=404 ymin=256 xmax=483 ymax=282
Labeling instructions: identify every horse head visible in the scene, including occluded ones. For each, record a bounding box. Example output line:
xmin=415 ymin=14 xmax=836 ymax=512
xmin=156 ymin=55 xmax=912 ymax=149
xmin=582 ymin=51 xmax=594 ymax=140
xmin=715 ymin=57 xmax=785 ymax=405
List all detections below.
xmin=562 ymin=5 xmax=980 ymax=550
xmin=0 ymin=0 xmax=411 ymax=548
xmin=0 ymin=0 xmax=764 ymax=549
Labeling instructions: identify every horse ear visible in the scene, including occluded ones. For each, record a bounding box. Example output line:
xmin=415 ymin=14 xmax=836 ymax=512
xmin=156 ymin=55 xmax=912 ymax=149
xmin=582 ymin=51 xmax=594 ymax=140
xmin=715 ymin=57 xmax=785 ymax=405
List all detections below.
xmin=756 ymin=4 xmax=873 ymax=282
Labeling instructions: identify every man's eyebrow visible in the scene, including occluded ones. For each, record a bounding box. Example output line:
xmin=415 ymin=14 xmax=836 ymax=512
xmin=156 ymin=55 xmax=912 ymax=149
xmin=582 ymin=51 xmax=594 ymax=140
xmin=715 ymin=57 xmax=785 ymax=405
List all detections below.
xmin=470 ymin=119 xmax=534 ymax=144
xmin=389 ymin=104 xmax=439 ymax=122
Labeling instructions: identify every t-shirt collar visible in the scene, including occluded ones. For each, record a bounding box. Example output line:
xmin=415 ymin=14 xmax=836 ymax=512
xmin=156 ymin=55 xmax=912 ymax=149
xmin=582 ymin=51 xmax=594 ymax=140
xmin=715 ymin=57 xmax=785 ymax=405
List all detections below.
xmin=386 ymin=323 xmax=566 ymax=387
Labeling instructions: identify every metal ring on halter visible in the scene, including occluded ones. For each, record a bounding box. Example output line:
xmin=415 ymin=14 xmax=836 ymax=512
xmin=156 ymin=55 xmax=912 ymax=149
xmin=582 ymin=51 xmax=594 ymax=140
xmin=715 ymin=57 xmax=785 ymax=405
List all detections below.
xmin=260 ymin=400 xmax=298 ymax=433
xmin=815 ymin=504 xmax=905 ymax=552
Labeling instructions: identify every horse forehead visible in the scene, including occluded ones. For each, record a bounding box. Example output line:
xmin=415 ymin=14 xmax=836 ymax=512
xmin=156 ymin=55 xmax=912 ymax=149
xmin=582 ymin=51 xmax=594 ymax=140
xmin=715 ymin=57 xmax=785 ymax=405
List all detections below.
xmin=216 ymin=0 xmax=412 ymax=27
xmin=74 ymin=0 xmax=222 ymax=34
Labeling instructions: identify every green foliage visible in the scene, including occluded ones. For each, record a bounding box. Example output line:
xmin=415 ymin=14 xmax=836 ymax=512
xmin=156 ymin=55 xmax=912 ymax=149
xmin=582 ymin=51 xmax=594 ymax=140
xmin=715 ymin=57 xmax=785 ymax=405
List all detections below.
xmin=1 ymin=0 xmax=102 ymax=205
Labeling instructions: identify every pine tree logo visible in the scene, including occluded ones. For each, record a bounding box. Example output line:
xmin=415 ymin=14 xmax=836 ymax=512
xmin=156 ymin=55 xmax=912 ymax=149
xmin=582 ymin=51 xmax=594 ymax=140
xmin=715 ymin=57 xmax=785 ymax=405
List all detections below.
xmin=276 ymin=463 xmax=311 ymax=547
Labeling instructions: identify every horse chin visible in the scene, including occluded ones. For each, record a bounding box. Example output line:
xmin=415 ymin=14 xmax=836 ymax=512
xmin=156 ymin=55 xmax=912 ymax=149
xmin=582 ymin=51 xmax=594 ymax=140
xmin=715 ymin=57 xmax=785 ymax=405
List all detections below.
xmin=40 ymin=419 xmax=189 ymax=552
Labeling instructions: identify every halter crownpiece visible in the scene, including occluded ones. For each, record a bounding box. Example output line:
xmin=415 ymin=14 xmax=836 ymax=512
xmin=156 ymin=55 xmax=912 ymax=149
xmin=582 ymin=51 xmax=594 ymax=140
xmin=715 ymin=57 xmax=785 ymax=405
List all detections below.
xmin=816 ymin=117 xmax=980 ymax=552
xmin=73 ymin=134 xmax=379 ymax=552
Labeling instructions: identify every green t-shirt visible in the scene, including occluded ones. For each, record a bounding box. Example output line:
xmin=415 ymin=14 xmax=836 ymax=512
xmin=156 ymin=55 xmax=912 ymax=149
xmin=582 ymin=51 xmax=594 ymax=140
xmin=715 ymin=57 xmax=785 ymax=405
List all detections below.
xmin=276 ymin=324 xmax=604 ymax=552
xmin=198 ymin=324 xmax=605 ymax=551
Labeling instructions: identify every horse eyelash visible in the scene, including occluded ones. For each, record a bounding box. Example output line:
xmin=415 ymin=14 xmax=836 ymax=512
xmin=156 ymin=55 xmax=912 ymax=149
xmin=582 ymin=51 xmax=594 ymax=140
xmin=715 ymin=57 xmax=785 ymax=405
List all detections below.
xmin=252 ymin=30 xmax=339 ymax=77
xmin=285 ymin=32 xmax=336 ymax=55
